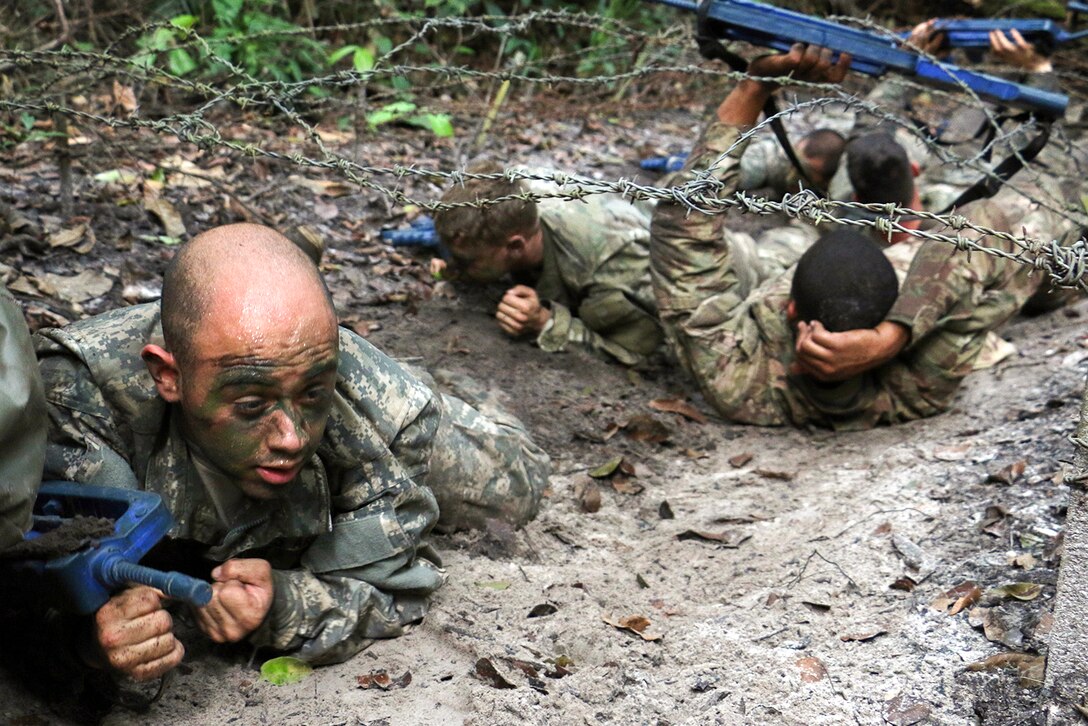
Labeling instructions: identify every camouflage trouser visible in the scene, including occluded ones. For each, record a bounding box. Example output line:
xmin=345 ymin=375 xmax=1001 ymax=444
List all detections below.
xmin=406 ymin=366 xmax=550 ymax=533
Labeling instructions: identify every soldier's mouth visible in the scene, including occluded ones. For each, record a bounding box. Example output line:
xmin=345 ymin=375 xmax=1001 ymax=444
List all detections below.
xmin=256 ymin=463 xmax=302 ymax=485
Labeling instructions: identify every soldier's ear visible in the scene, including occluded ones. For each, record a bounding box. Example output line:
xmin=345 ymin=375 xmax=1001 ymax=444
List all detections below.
xmin=141 ymin=344 xmax=182 ymax=402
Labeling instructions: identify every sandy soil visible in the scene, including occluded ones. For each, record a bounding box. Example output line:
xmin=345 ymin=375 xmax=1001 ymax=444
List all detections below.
xmin=1 ymin=88 xmax=1086 ymax=725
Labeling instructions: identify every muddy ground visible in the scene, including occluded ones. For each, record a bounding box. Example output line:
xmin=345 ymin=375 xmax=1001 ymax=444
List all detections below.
xmin=1 ymin=80 xmax=1087 ymax=725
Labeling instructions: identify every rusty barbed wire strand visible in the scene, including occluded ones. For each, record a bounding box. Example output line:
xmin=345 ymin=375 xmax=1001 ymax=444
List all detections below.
xmin=2 ymin=9 xmax=1087 ymax=289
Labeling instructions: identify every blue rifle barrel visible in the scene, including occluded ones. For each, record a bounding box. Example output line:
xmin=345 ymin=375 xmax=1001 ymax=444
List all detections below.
xmin=101 ymin=553 xmax=213 ymax=608
xmin=640 ymin=154 xmax=689 ymax=172
xmin=648 ymin=0 xmax=1067 ymax=117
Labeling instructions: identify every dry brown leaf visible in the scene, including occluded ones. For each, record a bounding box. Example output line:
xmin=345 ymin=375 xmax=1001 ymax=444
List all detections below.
xmin=754 ymin=469 xmax=794 ymax=481
xmin=475 ymin=658 xmax=516 ymax=689
xmin=648 ymin=398 xmax=708 ymax=424
xmin=48 ymin=224 xmax=87 ymax=249
xmin=143 ymin=194 xmax=186 ymax=239
xmin=622 ymin=414 xmax=670 ymax=444
xmin=883 ymin=694 xmax=932 ymax=725
xmin=1012 ymin=553 xmax=1037 ymax=570
xmin=987 ymin=459 xmax=1027 ymax=485
xmin=986 ymin=582 xmax=1042 ymax=602
xmin=796 ymin=656 xmax=827 ymax=683
xmin=839 ymin=629 xmax=888 ymax=642
xmin=712 ymin=514 xmax=767 ymax=525
xmin=933 ymin=581 xmax=982 ymax=615
xmin=288 ymin=175 xmax=354 ymax=198
xmin=728 ymin=452 xmax=754 ymax=468
xmin=112 ymin=80 xmax=138 ymax=115
xmin=611 ymin=477 xmax=644 ymax=495
xmin=39 ymin=270 xmax=114 ymax=304
xmin=356 ymin=670 xmax=411 ymax=690
xmin=602 ymin=614 xmax=662 ymax=641
xmin=676 ymin=530 xmax=750 ymax=547
xmin=580 ymin=483 xmax=601 ymax=514
xmin=965 ymin=653 xmax=1045 ymax=688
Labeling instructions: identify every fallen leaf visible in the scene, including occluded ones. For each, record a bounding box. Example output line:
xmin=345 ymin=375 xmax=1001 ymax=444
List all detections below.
xmin=649 ymin=398 xmax=707 ymax=424
xmin=890 ymin=578 xmax=916 ymax=592
xmin=475 ymin=658 xmax=516 ymax=689
xmin=986 ymin=582 xmax=1042 ymax=602
xmin=611 ymin=477 xmax=644 ymax=495
xmin=602 ymin=614 xmax=662 ymax=641
xmin=589 ymin=456 xmax=623 ymax=478
xmin=260 ymin=656 xmax=313 ymax=686
xmin=636 ymin=573 xmax=650 ymax=589
xmin=580 ymin=483 xmax=601 ymax=513
xmin=883 ymin=694 xmax=932 ymax=725
xmin=965 ymin=652 xmax=1045 ymax=688
xmin=314 ymin=200 xmax=339 ymax=221
xmin=38 ymin=270 xmax=114 ymax=304
xmin=93 ymin=168 xmax=141 ymax=185
xmin=933 ymin=581 xmax=982 ymax=615
xmin=754 ymin=469 xmax=794 ymax=481
xmin=891 ymin=534 xmax=932 ymax=579
xmin=676 ymin=530 xmax=750 ymax=547
xmin=527 ymin=603 xmax=558 ymax=618
xmin=112 ymin=80 xmax=138 ymax=114
xmin=356 ymin=670 xmax=411 ymax=690
xmin=839 ymin=629 xmax=887 ymax=642
xmin=728 ymin=452 xmax=754 ymax=468
xmin=622 ymin=414 xmax=670 ymax=444
xmin=795 ymin=656 xmax=827 ymax=683
xmin=981 ymin=504 xmax=1009 ymax=537
xmin=143 ymin=194 xmax=186 ymax=238
xmin=987 ymin=460 xmax=1026 ymax=485
xmin=288 ymin=175 xmax=354 ymax=197
xmin=658 ymin=500 xmax=675 ymax=519
xmin=712 ymin=514 xmax=767 ymax=525
xmin=1012 ymin=553 xmax=1037 ymax=570
xmin=934 ymin=443 xmax=972 ymax=461
xmin=970 ymin=607 xmax=1025 ymax=649
xmin=48 ymin=224 xmax=87 ymax=250
xmin=476 ymin=580 xmax=511 ymax=590
xmin=802 ymin=601 xmax=831 ymax=613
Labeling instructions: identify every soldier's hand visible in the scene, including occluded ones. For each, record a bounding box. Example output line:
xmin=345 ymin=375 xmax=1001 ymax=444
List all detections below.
xmin=904 ymin=19 xmax=948 ymax=57
xmin=989 ymin=29 xmax=1051 ymax=73
xmin=429 ymin=258 xmax=447 ymax=279
xmin=192 ymin=559 xmax=274 ymax=643
xmin=94 ymin=586 xmax=184 ymax=681
xmin=496 ymin=285 xmax=551 ymax=337
xmin=791 ymin=320 xmax=909 ymax=381
xmin=747 ymin=43 xmax=852 ymax=86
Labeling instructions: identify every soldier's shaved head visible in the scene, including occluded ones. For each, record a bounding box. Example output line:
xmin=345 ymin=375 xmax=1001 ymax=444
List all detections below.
xmin=161 ymin=223 xmax=335 ymax=365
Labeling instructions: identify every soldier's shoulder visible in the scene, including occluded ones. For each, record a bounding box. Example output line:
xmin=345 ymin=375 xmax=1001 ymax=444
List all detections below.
xmin=334 ymin=327 xmax=435 ymax=434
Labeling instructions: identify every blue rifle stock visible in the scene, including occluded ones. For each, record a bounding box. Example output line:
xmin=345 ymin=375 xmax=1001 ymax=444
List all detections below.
xmin=380 ymin=215 xmax=439 ymax=248
xmin=648 ymin=0 xmax=1068 ymax=118
xmin=4 ymin=482 xmax=212 ymax=614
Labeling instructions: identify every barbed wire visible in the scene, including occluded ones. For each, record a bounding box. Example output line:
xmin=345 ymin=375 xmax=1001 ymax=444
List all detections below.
xmin=2 ymin=8 xmax=1088 ymax=289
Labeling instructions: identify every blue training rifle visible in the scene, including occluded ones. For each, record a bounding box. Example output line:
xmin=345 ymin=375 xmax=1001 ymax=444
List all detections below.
xmin=640 ymin=153 xmax=689 ymax=173
xmin=380 ymin=215 xmax=439 ymax=247
xmin=3 ymin=482 xmax=212 ymax=614
xmin=646 ymin=0 xmax=1068 ymax=118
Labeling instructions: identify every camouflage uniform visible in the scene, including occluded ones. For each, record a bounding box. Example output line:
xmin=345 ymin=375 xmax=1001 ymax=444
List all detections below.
xmin=0 ymin=287 xmax=45 ymax=551
xmin=34 ymin=302 xmax=545 ymax=664
xmin=651 ymin=119 xmax=1045 ymax=430
xmin=737 ymin=134 xmax=802 ymax=198
xmin=522 ymin=176 xmax=663 ymax=366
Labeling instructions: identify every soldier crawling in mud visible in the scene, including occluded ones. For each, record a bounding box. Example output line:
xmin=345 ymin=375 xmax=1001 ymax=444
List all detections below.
xmin=428 ymin=143 xmax=840 ymax=366
xmin=32 ymin=223 xmax=548 ymax=681
xmin=650 ymin=42 xmax=1074 ymax=429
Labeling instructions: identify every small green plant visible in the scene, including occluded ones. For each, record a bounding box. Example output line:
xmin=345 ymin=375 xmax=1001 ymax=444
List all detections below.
xmin=366 ymin=100 xmax=454 ymax=137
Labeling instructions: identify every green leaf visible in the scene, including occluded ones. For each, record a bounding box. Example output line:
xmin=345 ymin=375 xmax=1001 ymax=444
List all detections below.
xmin=410 ymin=113 xmax=454 ymax=138
xmin=93 ymin=169 xmax=142 ymax=184
xmin=170 ymin=14 xmax=198 ymax=30
xmin=353 ymin=47 xmax=376 ymax=73
xmin=589 ymin=456 xmax=623 ymax=479
xmin=328 ymin=44 xmax=359 ymax=64
xmin=167 ymin=48 xmax=198 ymax=76
xmin=367 ymin=101 xmax=416 ymax=128
xmin=19 ymin=113 xmax=35 ymax=131
xmin=476 ymin=580 xmax=511 ymax=590
xmin=212 ymin=0 xmax=243 ymax=25
xmin=260 ymin=656 xmax=313 ymax=686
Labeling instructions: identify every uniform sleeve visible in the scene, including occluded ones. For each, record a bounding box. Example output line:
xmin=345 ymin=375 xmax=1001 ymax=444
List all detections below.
xmin=536 ymin=291 xmax=661 ymax=367
xmin=0 ymin=290 xmax=46 ymax=550
xmin=250 ymin=345 xmax=445 ymax=665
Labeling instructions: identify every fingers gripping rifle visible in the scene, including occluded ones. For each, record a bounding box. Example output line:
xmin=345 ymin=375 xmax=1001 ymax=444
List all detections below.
xmin=648 ymin=0 xmax=1068 ymax=207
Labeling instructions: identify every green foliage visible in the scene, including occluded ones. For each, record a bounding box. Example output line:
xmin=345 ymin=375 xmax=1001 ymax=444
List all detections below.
xmin=367 ymin=101 xmax=455 ymax=137
xmin=133 ymin=0 xmax=326 ymax=82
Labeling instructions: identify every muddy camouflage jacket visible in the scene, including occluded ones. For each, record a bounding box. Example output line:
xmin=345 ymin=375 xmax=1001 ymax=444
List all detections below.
xmin=524 ymin=178 xmax=663 ymax=366
xmin=35 ymin=303 xmax=448 ymax=664
xmin=738 ymin=135 xmax=801 ymax=197
xmin=0 ymin=287 xmax=45 ymax=551
xmin=650 ymin=119 xmax=1043 ymax=430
